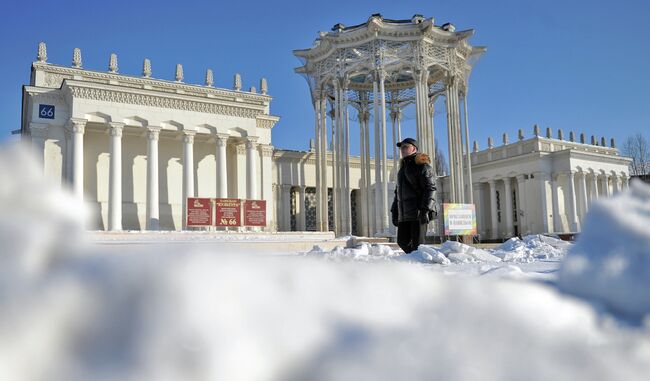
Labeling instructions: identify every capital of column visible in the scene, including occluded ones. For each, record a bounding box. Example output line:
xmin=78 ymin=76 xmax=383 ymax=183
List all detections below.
xmin=412 ymin=65 xmax=429 ymax=84
xmin=375 ymin=68 xmax=388 ymax=82
xmin=445 ymin=73 xmax=458 ymax=88
xmin=258 ymin=144 xmax=274 ymax=157
xmin=358 ymin=110 xmax=370 ymax=123
xmin=245 ymin=136 xmax=259 ymax=149
xmin=515 ymin=174 xmax=526 ymax=182
xmin=147 ymin=127 xmax=161 ymax=141
xmin=215 ymin=133 xmax=229 ymax=146
xmin=108 ymin=122 xmax=124 ymax=137
xmin=280 ymin=184 xmax=292 ymax=191
xmin=488 ymin=179 xmax=496 ymax=186
xmin=67 ymin=118 xmax=87 ymax=134
xmin=182 ymin=130 xmax=196 ymax=144
xmin=336 ymin=76 xmax=350 ymax=90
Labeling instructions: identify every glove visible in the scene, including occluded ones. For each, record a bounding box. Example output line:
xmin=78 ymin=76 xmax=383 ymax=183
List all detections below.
xmin=418 ymin=209 xmax=430 ymax=225
xmin=392 ymin=212 xmax=399 ymax=227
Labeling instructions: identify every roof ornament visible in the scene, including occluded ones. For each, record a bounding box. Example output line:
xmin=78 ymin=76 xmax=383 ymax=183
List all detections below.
xmin=533 ymin=124 xmax=540 ymax=136
xmin=441 ymin=23 xmax=456 ymax=32
xmin=411 ymin=14 xmax=424 ymax=24
xmin=487 ymin=136 xmax=493 ymax=149
xmin=569 ymin=131 xmax=575 ymax=142
xmin=72 ymin=48 xmax=82 ymax=68
xmin=503 ymin=133 xmax=509 ymax=145
xmin=331 ymin=23 xmax=345 ymax=32
xmin=558 ymin=129 xmax=564 ymax=140
xmin=518 ymin=129 xmax=524 ymax=140
xmin=250 ymin=86 xmax=257 ymax=93
xmin=175 ymin=64 xmax=184 ymax=82
xmin=108 ymin=53 xmax=118 ymax=73
xmin=545 ymin=127 xmax=552 ymax=138
xmin=37 ymin=42 xmax=47 ymax=63
xmin=142 ymin=58 xmax=152 ymax=78
xmin=205 ymin=69 xmax=214 ymax=87
xmin=234 ymin=73 xmax=242 ymax=91
xmin=260 ymin=78 xmax=268 ymax=95
xmin=473 ymin=140 xmax=479 ymax=152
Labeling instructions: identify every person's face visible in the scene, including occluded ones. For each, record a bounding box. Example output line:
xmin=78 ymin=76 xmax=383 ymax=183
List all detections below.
xmin=399 ymin=143 xmax=417 ymax=157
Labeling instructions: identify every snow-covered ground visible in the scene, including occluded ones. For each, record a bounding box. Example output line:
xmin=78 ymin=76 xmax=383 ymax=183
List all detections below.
xmin=1 ymin=142 xmax=650 ymax=381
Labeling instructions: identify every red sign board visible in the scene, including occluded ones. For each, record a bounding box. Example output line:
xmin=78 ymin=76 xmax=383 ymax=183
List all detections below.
xmin=243 ymin=199 xmax=267 ymax=226
xmin=186 ymin=198 xmax=213 ymax=226
xmin=215 ymin=198 xmax=242 ymax=227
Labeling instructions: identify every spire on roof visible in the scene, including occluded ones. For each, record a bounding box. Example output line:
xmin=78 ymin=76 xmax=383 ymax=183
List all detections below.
xmin=72 ymin=48 xmax=82 ymax=68
xmin=37 ymin=42 xmax=47 ymax=63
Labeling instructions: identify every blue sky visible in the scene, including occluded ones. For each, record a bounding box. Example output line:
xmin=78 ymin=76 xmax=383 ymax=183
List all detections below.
xmin=2 ymin=0 xmax=649 ymax=159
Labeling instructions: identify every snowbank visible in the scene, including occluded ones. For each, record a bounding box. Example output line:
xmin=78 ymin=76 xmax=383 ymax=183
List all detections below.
xmin=1 ymin=144 xmax=649 ymax=380
xmin=493 ymin=235 xmax=570 ymax=262
xmin=558 ymin=180 xmax=650 ymax=320
xmin=307 ymin=238 xmax=565 ymax=266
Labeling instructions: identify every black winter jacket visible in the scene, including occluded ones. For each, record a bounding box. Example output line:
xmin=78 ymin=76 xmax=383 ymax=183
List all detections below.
xmin=391 ymin=152 xmax=437 ymax=223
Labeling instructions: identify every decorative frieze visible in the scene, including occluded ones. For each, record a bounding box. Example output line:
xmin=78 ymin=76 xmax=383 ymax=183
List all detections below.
xmin=66 ymin=85 xmax=263 ymax=119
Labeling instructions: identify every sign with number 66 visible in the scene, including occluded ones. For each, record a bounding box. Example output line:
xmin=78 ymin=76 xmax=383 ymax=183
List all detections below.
xmin=38 ymin=104 xmax=55 ymax=119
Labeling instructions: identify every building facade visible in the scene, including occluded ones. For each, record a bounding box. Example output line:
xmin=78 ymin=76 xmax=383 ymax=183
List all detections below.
xmin=22 ymin=43 xmax=278 ymax=231
xmin=22 ymin=42 xmax=631 ymax=240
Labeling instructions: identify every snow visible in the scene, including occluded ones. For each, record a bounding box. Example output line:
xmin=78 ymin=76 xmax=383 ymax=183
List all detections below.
xmin=1 ymin=142 xmax=650 ymax=381
xmin=558 ymin=179 xmax=650 ymax=320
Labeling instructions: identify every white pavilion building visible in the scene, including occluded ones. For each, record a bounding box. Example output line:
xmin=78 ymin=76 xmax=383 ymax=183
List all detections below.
xmin=21 ymin=16 xmax=631 ymax=241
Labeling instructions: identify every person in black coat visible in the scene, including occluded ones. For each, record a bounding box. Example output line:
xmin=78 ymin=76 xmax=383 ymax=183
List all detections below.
xmin=390 ymin=138 xmax=437 ymax=253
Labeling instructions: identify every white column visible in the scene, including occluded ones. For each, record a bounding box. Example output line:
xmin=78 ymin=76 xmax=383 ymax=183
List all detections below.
xmin=622 ymin=175 xmax=629 ymax=189
xmin=246 ymin=136 xmax=259 ymax=200
xmin=590 ymin=172 xmax=600 ymax=200
xmin=215 ymin=134 xmax=229 ymax=198
xmin=281 ymin=184 xmax=292 ymax=231
xmin=445 ymin=78 xmax=458 ymax=202
xmin=297 ymin=185 xmax=306 ymax=231
xmin=331 ymin=100 xmax=340 ymax=235
xmin=108 ymin=122 xmax=124 ymax=231
xmin=462 ymin=94 xmax=474 ymax=204
xmin=612 ymin=175 xmax=620 ymax=193
xmin=379 ymin=70 xmax=389 ymax=235
xmin=319 ymin=98 xmax=328 ymax=231
xmin=359 ymin=110 xmax=369 ymax=237
xmin=504 ymin=177 xmax=514 ymax=238
xmin=551 ymin=174 xmax=561 ymax=233
xmin=390 ymin=109 xmax=398 ymax=182
xmin=536 ymin=172 xmax=551 ymax=233
xmin=488 ymin=179 xmax=498 ymax=239
xmin=373 ymin=76 xmax=381 ymax=236
xmin=68 ymin=118 xmax=87 ymax=200
xmin=566 ymin=171 xmax=579 ymax=232
xmin=579 ymin=171 xmax=589 ymax=224
xmin=146 ymin=127 xmax=161 ymax=230
xmin=602 ymin=174 xmax=611 ymax=197
xmin=259 ymin=144 xmax=274 ymax=231
xmin=181 ymin=131 xmax=195 ymax=230
xmin=64 ymin=129 xmax=72 ymax=184
xmin=473 ymin=183 xmax=485 ymax=238
xmin=313 ymin=98 xmax=322 ymax=231
xmin=515 ymin=174 xmax=528 ymax=235
xmin=363 ymin=108 xmax=372 ymax=236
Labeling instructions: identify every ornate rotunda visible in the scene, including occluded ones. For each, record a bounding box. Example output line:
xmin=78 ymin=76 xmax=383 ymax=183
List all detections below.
xmin=294 ymin=14 xmax=486 ymax=237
